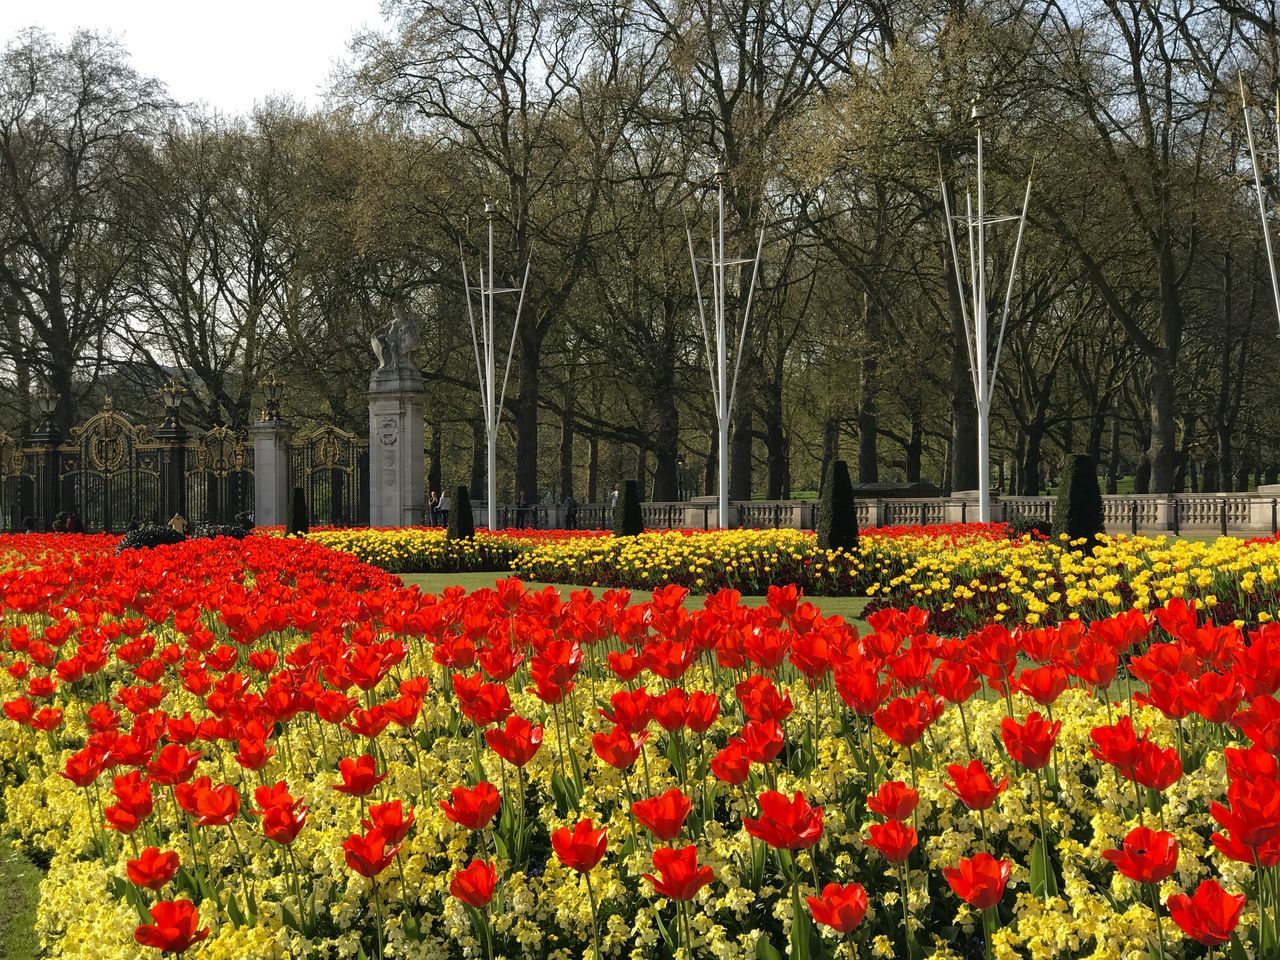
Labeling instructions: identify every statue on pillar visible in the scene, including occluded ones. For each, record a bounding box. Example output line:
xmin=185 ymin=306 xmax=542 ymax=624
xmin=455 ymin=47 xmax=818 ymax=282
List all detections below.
xmin=371 ymin=301 xmax=421 ymax=372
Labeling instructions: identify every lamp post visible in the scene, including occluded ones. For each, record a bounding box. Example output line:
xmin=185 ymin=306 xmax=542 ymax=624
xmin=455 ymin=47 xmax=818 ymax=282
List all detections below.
xmin=160 ymin=377 xmax=186 ymax=427
xmin=33 ymin=384 xmax=58 ymax=432
xmin=261 ymin=373 xmax=285 ymax=422
xmin=687 ymin=161 xmax=765 ymax=529
xmin=461 ymin=199 xmax=530 ymax=530
xmin=940 ymin=100 xmax=1033 ymax=523
xmin=676 ymin=454 xmax=685 ymax=501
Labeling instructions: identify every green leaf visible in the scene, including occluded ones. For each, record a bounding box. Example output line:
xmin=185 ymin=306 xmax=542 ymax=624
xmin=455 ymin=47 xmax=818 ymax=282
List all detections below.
xmin=225 ymin=892 xmax=246 ymax=927
xmin=755 ymin=936 xmax=783 ymax=960
xmin=1029 ymin=837 xmax=1059 ymax=900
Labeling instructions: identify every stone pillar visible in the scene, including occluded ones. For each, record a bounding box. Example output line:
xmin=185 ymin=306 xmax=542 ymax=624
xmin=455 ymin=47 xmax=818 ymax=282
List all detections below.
xmin=368 ymin=365 xmax=426 ymax=528
xmin=1253 ymin=486 xmax=1280 ymax=534
xmin=252 ymin=419 xmax=293 ymax=527
xmin=155 ymin=421 xmax=188 ymax=522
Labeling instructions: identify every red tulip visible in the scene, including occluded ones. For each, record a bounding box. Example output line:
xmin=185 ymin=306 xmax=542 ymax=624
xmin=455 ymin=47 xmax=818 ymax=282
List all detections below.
xmin=1130 ymin=741 xmax=1183 ymax=792
xmin=332 ymin=754 xmax=387 ymax=796
xmin=944 ymin=853 xmax=1012 ymax=909
xmin=874 ymin=692 xmax=944 ymax=747
xmin=260 ymin=803 xmax=308 ymax=846
xmin=342 ymin=827 xmax=401 ymax=878
xmin=188 ymin=781 xmax=241 ymax=827
xmin=1101 ymin=826 xmax=1179 ymax=885
xmin=484 ymin=715 xmax=543 ymax=767
xmin=1001 ymin=712 xmax=1061 ymax=770
xmin=362 ymin=800 xmax=416 ymax=845
xmin=743 ymin=790 xmax=823 ymax=850
xmin=592 ymin=724 xmax=647 ymax=770
xmin=642 ymin=845 xmax=715 ymax=901
xmin=710 ymin=739 xmax=750 ymax=784
xmin=944 ymin=760 xmax=1009 ymax=811
xmin=146 ymin=744 xmax=202 ymax=786
xmin=685 ymin=690 xmax=720 ymax=733
xmin=867 ymin=780 xmax=919 ymax=820
xmin=450 ymin=858 xmax=498 ymax=908
xmin=126 ymin=847 xmax=180 ymax=891
xmin=440 ymin=782 xmax=501 ymax=831
xmin=133 ymin=899 xmax=209 ymax=954
xmin=740 ymin=719 xmax=785 ymax=764
xmin=632 ymin=788 xmax=692 ymax=841
xmin=1166 ymin=880 xmax=1246 ymax=946
xmin=552 ymin=818 xmax=608 ymax=873
xmin=806 ymin=882 xmax=868 ymax=933
xmin=865 ymin=819 xmax=917 ymax=863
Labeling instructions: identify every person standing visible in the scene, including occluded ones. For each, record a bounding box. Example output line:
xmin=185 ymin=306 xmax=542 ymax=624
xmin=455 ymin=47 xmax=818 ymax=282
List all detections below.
xmin=609 ymin=487 xmax=619 ymax=511
xmin=437 ymin=490 xmax=450 ymax=528
xmin=429 ymin=490 xmax=440 ymax=526
xmin=168 ymin=513 xmax=188 ymax=537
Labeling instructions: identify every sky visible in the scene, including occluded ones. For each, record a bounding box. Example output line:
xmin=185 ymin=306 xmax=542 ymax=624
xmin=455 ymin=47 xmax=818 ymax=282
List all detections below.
xmin=0 ymin=0 xmax=388 ymax=115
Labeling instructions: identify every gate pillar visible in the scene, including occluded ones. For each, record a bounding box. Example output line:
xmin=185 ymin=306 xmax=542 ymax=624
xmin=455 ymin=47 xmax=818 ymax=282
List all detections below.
xmin=252 ymin=417 xmax=293 ymax=528
xmin=368 ymin=365 xmax=426 ymax=528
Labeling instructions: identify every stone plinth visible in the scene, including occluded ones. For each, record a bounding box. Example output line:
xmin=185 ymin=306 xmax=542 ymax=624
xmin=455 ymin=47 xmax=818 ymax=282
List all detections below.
xmin=369 ymin=365 xmax=426 ymax=528
xmin=252 ymin=419 xmax=293 ymax=526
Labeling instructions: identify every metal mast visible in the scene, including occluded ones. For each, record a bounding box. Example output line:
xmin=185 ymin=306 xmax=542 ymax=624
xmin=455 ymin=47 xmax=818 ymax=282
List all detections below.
xmin=461 ymin=200 xmax=530 ymax=530
xmin=940 ymin=101 xmax=1033 ymax=523
xmin=687 ymin=162 xmax=765 ymax=528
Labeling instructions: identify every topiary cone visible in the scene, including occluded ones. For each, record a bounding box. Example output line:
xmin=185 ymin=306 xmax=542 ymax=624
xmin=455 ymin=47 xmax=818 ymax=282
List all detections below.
xmin=817 ymin=459 xmax=858 ymax=550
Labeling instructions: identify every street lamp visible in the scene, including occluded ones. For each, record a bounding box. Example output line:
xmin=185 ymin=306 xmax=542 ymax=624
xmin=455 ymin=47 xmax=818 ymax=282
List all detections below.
xmin=33 ymin=383 xmax=58 ymax=427
xmin=261 ymin=372 xmax=285 ymax=421
xmin=676 ymin=454 xmax=685 ymax=501
xmin=160 ymin=377 xmax=186 ymax=426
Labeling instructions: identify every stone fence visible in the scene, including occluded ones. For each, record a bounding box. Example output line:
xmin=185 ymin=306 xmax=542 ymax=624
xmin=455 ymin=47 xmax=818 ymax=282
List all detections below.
xmin=470 ymin=489 xmax=1280 ymax=537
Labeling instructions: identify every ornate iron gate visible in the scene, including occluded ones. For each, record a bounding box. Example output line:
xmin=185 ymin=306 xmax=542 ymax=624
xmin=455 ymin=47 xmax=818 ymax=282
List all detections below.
xmin=0 ymin=432 xmax=32 ymax=529
xmin=289 ymin=425 xmax=370 ymax=526
xmin=186 ymin=426 xmax=255 ymax=525
xmin=57 ymin=400 xmax=162 ymax=532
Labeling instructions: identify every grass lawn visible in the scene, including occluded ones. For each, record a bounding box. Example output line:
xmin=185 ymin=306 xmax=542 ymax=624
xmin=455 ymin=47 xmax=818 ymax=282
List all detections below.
xmin=397 ymin=571 xmax=871 ymax=627
xmin=0 ymin=848 xmax=41 ymax=960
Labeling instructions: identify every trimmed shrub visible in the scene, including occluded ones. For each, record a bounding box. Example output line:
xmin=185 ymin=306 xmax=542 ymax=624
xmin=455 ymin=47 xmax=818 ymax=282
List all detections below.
xmin=1052 ymin=454 xmax=1105 ymax=543
xmin=116 ymin=524 xmax=185 ymax=554
xmin=1007 ymin=514 xmax=1051 ymax=540
xmin=447 ymin=485 xmax=475 ymax=540
xmin=817 ymin=459 xmax=858 ymax=550
xmin=613 ymin=479 xmax=644 ymax=537
xmin=193 ymin=523 xmax=249 ymax=541
xmin=287 ymin=487 xmax=309 ymax=536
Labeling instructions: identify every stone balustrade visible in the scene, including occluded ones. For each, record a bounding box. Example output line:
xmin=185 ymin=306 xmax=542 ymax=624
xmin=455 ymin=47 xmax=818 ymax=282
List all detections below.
xmin=465 ymin=489 xmax=1280 ymax=536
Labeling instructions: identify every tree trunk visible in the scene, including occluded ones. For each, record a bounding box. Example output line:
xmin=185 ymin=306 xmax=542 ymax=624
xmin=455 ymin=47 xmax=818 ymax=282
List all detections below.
xmin=514 ymin=329 xmax=542 ymax=506
xmin=558 ymin=401 xmax=575 ymax=500
xmin=634 ymin=446 xmax=649 ymax=496
xmin=428 ymin=422 xmax=442 ymax=497
xmin=946 ymin=259 xmax=978 ymax=491
xmin=469 ymin=414 xmax=486 ymax=497
xmin=1011 ymin=432 xmax=1025 ymax=495
xmin=858 ymin=352 xmax=878 ymax=483
xmin=730 ymin=407 xmax=753 ymax=500
xmin=651 ymin=397 xmax=680 ymax=501
xmin=1106 ymin=418 xmax=1121 ymax=494
xmin=1020 ymin=422 xmax=1045 ymax=496
xmin=587 ymin=432 xmax=599 ymax=503
xmin=906 ymin=414 xmax=922 ymax=484
xmin=762 ymin=383 xmax=787 ymax=499
xmin=703 ymin=426 xmax=716 ymax=496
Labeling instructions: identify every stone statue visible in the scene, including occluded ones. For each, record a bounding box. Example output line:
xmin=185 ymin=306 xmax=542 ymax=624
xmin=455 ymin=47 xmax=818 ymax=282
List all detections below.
xmin=371 ymin=301 xmax=420 ymax=371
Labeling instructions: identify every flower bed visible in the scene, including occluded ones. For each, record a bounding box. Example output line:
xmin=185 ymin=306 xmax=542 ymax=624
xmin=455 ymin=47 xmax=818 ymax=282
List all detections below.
xmin=0 ymin=534 xmax=1274 ymax=959
xmin=305 ymin=527 xmax=609 ymax=574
